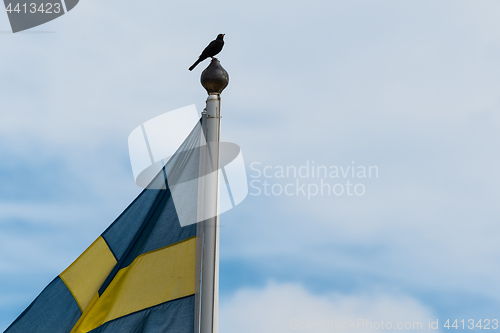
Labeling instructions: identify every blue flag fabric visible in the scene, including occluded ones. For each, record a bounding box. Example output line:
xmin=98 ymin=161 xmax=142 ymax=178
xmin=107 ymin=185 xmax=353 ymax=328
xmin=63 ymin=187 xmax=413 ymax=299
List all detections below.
xmin=4 ymin=123 xmax=203 ymax=333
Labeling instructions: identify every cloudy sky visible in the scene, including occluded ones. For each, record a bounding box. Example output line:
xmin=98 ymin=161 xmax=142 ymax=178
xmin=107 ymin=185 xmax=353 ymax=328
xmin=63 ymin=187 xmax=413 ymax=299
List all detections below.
xmin=1 ymin=0 xmax=500 ymax=331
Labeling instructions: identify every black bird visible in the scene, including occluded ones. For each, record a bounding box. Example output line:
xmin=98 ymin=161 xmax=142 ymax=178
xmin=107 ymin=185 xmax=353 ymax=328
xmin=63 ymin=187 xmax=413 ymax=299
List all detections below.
xmin=189 ymin=34 xmax=225 ymax=71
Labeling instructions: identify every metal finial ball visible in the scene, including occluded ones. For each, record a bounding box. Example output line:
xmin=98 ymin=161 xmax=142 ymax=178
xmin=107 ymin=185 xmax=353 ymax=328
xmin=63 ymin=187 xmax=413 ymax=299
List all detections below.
xmin=201 ymin=58 xmax=229 ymax=94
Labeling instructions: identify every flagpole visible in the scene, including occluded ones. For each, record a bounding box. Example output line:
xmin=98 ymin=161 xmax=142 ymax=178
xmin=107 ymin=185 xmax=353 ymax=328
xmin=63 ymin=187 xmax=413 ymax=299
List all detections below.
xmin=196 ymin=58 xmax=229 ymax=333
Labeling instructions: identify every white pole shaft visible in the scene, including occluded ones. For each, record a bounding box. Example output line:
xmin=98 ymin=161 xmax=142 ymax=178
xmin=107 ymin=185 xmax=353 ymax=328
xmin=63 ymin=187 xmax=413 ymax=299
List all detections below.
xmin=199 ymin=93 xmax=221 ymax=333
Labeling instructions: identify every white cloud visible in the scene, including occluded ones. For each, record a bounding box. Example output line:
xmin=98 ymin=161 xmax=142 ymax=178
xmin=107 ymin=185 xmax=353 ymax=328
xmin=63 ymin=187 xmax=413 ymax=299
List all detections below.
xmin=220 ymin=283 xmax=438 ymax=333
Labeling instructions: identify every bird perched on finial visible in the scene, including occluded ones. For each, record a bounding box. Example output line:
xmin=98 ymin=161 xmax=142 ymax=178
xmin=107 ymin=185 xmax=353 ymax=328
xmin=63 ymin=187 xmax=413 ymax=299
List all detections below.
xmin=189 ymin=34 xmax=225 ymax=71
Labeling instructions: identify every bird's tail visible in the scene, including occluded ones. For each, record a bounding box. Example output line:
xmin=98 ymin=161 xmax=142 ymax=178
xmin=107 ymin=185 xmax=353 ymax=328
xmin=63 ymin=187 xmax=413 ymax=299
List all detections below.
xmin=189 ymin=59 xmax=202 ymax=71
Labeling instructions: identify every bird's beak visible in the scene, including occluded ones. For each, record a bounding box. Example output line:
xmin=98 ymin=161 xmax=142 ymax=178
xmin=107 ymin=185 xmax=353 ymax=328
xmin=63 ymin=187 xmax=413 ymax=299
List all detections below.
xmin=222 ymin=34 xmax=225 ymax=37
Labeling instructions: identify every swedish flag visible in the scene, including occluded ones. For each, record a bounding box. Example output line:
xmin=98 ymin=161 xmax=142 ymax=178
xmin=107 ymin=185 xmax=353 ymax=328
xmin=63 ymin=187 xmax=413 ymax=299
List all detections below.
xmin=4 ymin=127 xmax=203 ymax=333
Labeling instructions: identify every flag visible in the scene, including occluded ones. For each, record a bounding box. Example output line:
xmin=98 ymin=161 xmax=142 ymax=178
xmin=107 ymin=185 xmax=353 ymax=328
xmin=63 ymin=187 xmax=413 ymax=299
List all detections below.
xmin=4 ymin=121 xmax=205 ymax=333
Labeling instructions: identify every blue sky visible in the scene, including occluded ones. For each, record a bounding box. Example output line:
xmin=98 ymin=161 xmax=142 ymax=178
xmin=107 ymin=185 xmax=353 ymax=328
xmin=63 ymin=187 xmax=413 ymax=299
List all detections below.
xmin=1 ymin=0 xmax=500 ymax=331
